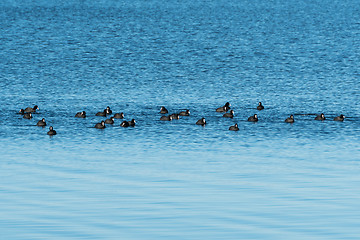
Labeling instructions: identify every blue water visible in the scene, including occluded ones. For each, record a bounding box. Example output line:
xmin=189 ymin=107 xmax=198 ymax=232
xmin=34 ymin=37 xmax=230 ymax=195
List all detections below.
xmin=1 ymin=0 xmax=360 ymax=239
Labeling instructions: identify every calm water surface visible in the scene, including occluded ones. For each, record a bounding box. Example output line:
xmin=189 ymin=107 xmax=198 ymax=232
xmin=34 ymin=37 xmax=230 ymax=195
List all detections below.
xmin=1 ymin=0 xmax=360 ymax=239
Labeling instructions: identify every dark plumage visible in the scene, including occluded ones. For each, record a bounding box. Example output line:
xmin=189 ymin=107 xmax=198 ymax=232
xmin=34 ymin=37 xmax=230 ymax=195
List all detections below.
xmin=196 ymin=118 xmax=206 ymax=125
xmin=160 ymin=106 xmax=168 ymax=114
xmin=315 ymin=113 xmax=326 ymax=121
xmin=285 ymin=115 xmax=294 ymax=123
xmin=128 ymin=119 xmax=136 ymax=127
xmin=36 ymin=118 xmax=46 ymax=126
xmin=334 ymin=114 xmax=345 ymax=121
xmin=160 ymin=115 xmax=173 ymax=121
xmin=216 ymin=102 xmax=231 ymax=112
xmin=179 ymin=110 xmax=190 ymax=116
xmin=257 ymin=102 xmax=264 ymax=110
xmin=248 ymin=114 xmax=258 ymax=122
xmin=170 ymin=113 xmax=179 ymax=120
xmin=75 ymin=111 xmax=86 ymax=118
xmin=18 ymin=109 xmax=25 ymax=115
xmin=95 ymin=110 xmax=107 ymax=117
xmin=120 ymin=121 xmax=130 ymax=127
xmin=105 ymin=117 xmax=114 ymax=124
xmin=95 ymin=121 xmax=106 ymax=129
xmin=47 ymin=126 xmax=57 ymax=135
xmin=23 ymin=113 xmax=32 ymax=119
xmin=24 ymin=105 xmax=39 ymax=113
xmin=223 ymin=110 xmax=234 ymax=118
xmin=113 ymin=112 xmax=124 ymax=119
xmin=105 ymin=106 xmax=112 ymax=114
xmin=229 ymin=123 xmax=239 ymax=131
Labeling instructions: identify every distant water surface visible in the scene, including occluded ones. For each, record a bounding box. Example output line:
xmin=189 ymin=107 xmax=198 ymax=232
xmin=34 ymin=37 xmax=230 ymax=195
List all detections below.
xmin=0 ymin=0 xmax=360 ymax=239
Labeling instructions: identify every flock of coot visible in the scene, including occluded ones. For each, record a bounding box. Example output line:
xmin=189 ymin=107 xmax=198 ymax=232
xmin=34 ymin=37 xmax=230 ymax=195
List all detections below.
xmin=18 ymin=102 xmax=346 ymax=136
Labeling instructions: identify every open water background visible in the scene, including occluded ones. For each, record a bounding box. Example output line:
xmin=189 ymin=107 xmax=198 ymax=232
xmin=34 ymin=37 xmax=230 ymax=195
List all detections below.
xmin=0 ymin=0 xmax=360 ymax=239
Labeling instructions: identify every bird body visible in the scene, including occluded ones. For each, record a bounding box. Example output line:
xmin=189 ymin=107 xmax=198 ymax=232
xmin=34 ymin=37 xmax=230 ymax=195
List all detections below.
xmin=229 ymin=123 xmax=239 ymax=131
xmin=248 ymin=114 xmax=258 ymax=122
xmin=334 ymin=115 xmax=345 ymax=121
xmin=95 ymin=121 xmax=106 ymax=129
xmin=315 ymin=113 xmax=326 ymax=121
xmin=285 ymin=115 xmax=294 ymax=123
xmin=24 ymin=105 xmax=39 ymax=113
xmin=37 ymin=118 xmax=46 ymax=126
xmin=257 ymin=102 xmax=264 ymax=110
xmin=179 ymin=110 xmax=190 ymax=116
xmin=160 ymin=106 xmax=168 ymax=114
xmin=196 ymin=118 xmax=206 ymax=125
xmin=75 ymin=111 xmax=86 ymax=118
xmin=223 ymin=110 xmax=234 ymax=118
xmin=47 ymin=126 xmax=57 ymax=135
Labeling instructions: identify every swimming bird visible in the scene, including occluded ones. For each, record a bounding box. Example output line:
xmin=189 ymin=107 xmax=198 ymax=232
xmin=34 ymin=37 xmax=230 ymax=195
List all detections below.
xmin=75 ymin=111 xmax=86 ymax=118
xmin=24 ymin=105 xmax=39 ymax=113
xmin=257 ymin=102 xmax=264 ymax=110
xmin=36 ymin=118 xmax=46 ymax=126
xmin=105 ymin=117 xmax=114 ymax=124
xmin=334 ymin=114 xmax=345 ymax=121
xmin=105 ymin=106 xmax=112 ymax=114
xmin=18 ymin=109 xmax=25 ymax=115
xmin=170 ymin=113 xmax=180 ymax=119
xmin=216 ymin=102 xmax=231 ymax=112
xmin=285 ymin=115 xmax=294 ymax=123
xmin=95 ymin=121 xmax=106 ymax=129
xmin=248 ymin=114 xmax=258 ymax=122
xmin=120 ymin=121 xmax=130 ymax=127
xmin=179 ymin=110 xmax=190 ymax=116
xmin=160 ymin=106 xmax=168 ymax=114
xmin=96 ymin=110 xmax=107 ymax=117
xmin=223 ymin=110 xmax=234 ymax=118
xmin=23 ymin=113 xmax=32 ymax=119
xmin=196 ymin=118 xmax=206 ymax=125
xmin=47 ymin=126 xmax=57 ymax=135
xmin=315 ymin=113 xmax=326 ymax=121
xmin=128 ymin=119 xmax=136 ymax=127
xmin=229 ymin=123 xmax=239 ymax=131
xmin=160 ymin=115 xmax=173 ymax=121
xmin=113 ymin=112 xmax=124 ymax=119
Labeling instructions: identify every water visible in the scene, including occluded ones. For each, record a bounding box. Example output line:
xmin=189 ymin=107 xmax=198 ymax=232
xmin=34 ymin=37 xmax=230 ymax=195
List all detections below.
xmin=1 ymin=0 xmax=360 ymax=239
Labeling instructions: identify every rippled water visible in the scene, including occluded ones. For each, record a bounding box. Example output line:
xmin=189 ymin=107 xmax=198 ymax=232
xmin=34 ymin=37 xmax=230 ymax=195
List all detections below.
xmin=1 ymin=0 xmax=360 ymax=239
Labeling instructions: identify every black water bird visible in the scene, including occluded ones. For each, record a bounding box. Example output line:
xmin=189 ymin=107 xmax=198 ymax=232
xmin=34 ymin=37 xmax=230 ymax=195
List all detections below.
xmin=179 ymin=110 xmax=190 ymax=116
xmin=96 ymin=110 xmax=107 ymax=117
xmin=36 ymin=118 xmax=46 ymax=126
xmin=113 ymin=112 xmax=124 ymax=119
xmin=105 ymin=117 xmax=114 ymax=124
xmin=23 ymin=113 xmax=32 ymax=119
xmin=170 ymin=113 xmax=179 ymax=120
xmin=216 ymin=102 xmax=231 ymax=112
xmin=95 ymin=121 xmax=106 ymax=129
xmin=257 ymin=102 xmax=264 ymax=110
xmin=229 ymin=123 xmax=239 ymax=131
xmin=160 ymin=106 xmax=168 ymax=114
xmin=334 ymin=114 xmax=345 ymax=121
xmin=285 ymin=115 xmax=294 ymax=123
xmin=75 ymin=111 xmax=86 ymax=118
xmin=128 ymin=119 xmax=136 ymax=127
xmin=315 ymin=113 xmax=326 ymax=121
xmin=223 ymin=110 xmax=234 ymax=118
xmin=160 ymin=115 xmax=173 ymax=121
xmin=105 ymin=106 xmax=112 ymax=114
xmin=47 ymin=126 xmax=57 ymax=135
xmin=196 ymin=118 xmax=206 ymax=125
xmin=120 ymin=121 xmax=130 ymax=127
xmin=248 ymin=114 xmax=258 ymax=122
xmin=24 ymin=105 xmax=39 ymax=113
